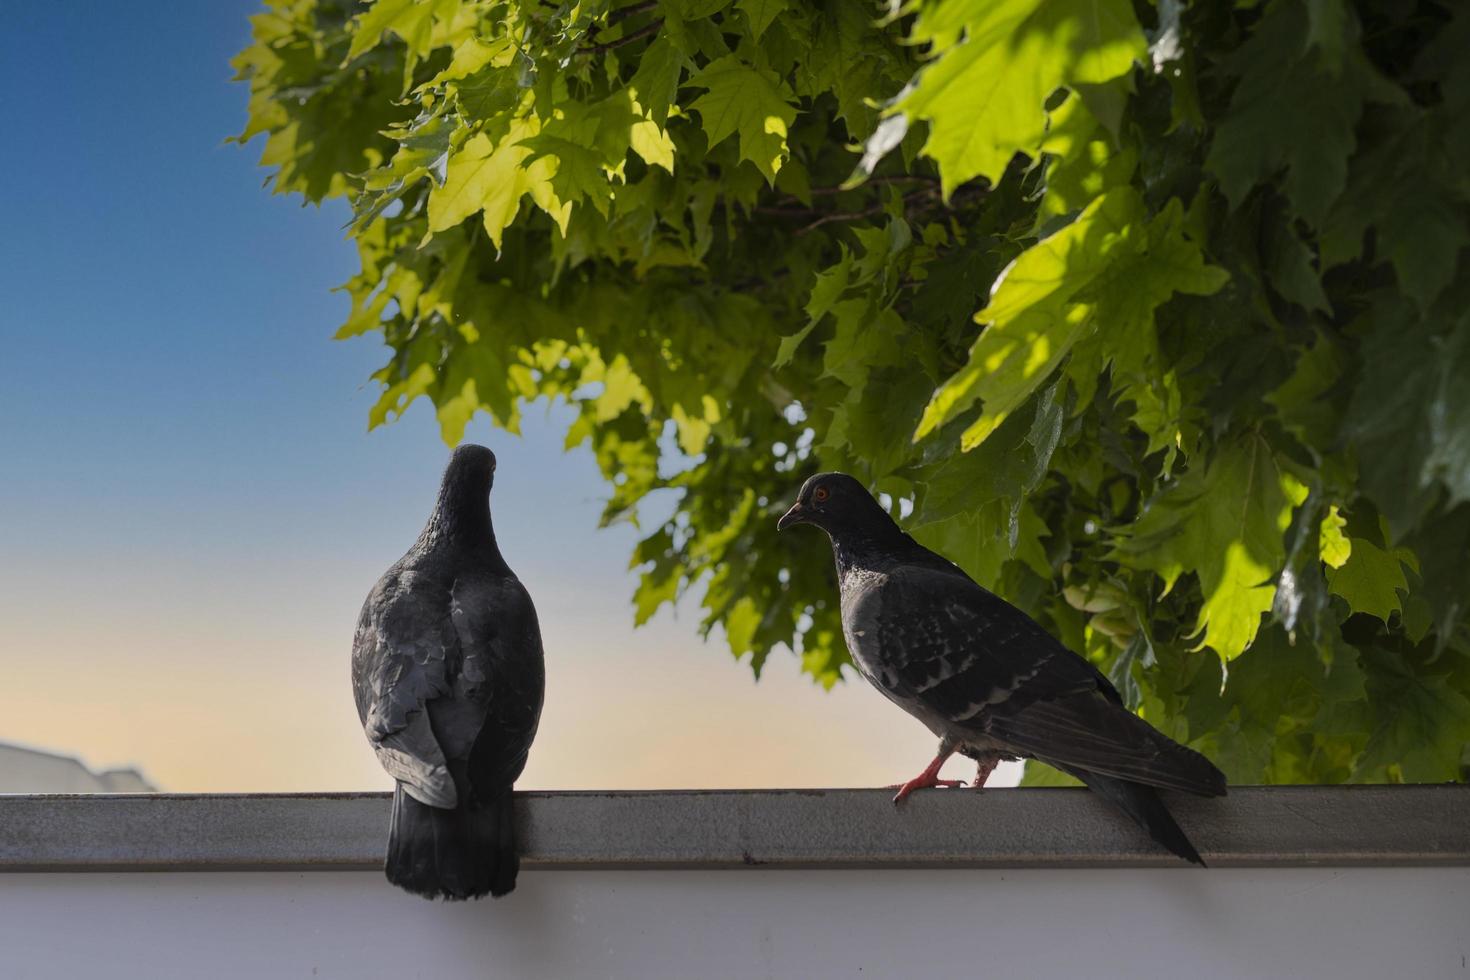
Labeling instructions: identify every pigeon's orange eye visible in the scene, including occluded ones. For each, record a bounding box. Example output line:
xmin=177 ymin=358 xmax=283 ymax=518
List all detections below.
xmin=813 ymin=486 xmax=830 ymax=502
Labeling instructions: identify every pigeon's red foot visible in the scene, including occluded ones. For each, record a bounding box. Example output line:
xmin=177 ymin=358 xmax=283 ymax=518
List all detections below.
xmin=891 ymin=753 xmax=966 ymax=804
xmin=971 ymin=756 xmax=1000 ymax=792
xmin=892 ymin=774 xmax=966 ymax=804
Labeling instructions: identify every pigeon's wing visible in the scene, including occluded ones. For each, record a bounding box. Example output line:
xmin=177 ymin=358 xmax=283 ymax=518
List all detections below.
xmin=352 ymin=569 xmax=459 ymax=808
xmin=867 ymin=561 xmax=1115 ymax=725
xmin=443 ymin=574 xmax=546 ymax=794
xmin=986 ymin=692 xmax=1227 ymax=796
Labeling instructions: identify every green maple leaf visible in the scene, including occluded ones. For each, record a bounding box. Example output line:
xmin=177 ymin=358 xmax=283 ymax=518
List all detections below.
xmin=346 ymin=0 xmax=450 ymax=63
xmin=427 ymin=119 xmax=571 ymax=248
xmin=1267 ymin=336 xmax=1347 ymax=449
xmin=1225 ymin=627 xmax=1326 ymax=734
xmin=1319 ymin=505 xmax=1351 ymax=569
xmin=1320 ymin=104 xmax=1470 ymax=313
xmin=1264 ymin=219 xmax=1331 ymax=313
xmin=419 ymin=35 xmax=515 ymax=90
xmin=435 ymin=335 xmax=516 ymax=441
xmin=775 ymin=246 xmax=853 ymax=367
xmin=1400 ymin=505 xmax=1470 ymax=651
xmin=887 ymin=0 xmax=1145 ymax=195
xmin=628 ymin=37 xmax=686 ymax=126
xmin=525 ymin=135 xmax=615 ymax=215
xmin=1358 ymin=653 xmax=1470 ymax=781
xmin=1037 ymin=91 xmax=1137 ymax=221
xmin=1114 ymin=436 xmax=1308 ymax=661
xmin=633 ymin=557 xmax=681 ymax=625
xmin=737 ymin=0 xmax=787 ymax=40
xmin=1327 ymin=537 xmax=1411 ymax=622
xmin=804 ymin=0 xmax=892 ymax=140
xmin=1204 ymin=0 xmax=1400 ymax=227
xmin=454 ymin=61 xmax=524 ymax=123
xmin=1346 ymin=303 xmax=1470 ymax=538
xmin=914 ymin=380 xmax=1063 ymax=528
xmin=523 ymin=94 xmax=644 ymax=215
xmin=722 ymin=595 xmax=764 ymax=660
xmin=1088 ymin=198 xmax=1230 ymax=371
xmin=821 ymin=301 xmax=901 ymax=390
xmin=686 ymin=55 xmax=798 ymax=181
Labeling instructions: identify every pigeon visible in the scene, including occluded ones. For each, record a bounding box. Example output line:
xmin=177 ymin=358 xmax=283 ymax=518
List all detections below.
xmin=352 ymin=444 xmax=545 ymax=899
xmin=778 ymin=472 xmax=1226 ymax=865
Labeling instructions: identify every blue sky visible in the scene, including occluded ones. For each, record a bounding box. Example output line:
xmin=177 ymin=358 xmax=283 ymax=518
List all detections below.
xmin=0 ymin=3 xmax=1017 ymax=792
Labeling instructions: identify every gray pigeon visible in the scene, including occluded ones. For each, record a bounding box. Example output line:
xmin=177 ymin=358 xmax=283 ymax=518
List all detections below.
xmin=352 ymin=444 xmax=545 ymax=898
xmin=778 ymin=472 xmax=1225 ymax=865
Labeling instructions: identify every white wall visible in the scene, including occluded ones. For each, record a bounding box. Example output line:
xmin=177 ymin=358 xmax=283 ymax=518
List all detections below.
xmin=1 ymin=867 xmax=1465 ymax=979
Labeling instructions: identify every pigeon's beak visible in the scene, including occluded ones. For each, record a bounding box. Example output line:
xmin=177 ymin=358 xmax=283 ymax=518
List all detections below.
xmin=777 ymin=501 xmax=809 ymax=531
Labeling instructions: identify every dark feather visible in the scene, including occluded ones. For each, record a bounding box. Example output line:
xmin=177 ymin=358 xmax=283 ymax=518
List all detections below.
xmin=1056 ymin=764 xmax=1207 ymax=866
xmin=385 ymin=785 xmax=519 ymax=899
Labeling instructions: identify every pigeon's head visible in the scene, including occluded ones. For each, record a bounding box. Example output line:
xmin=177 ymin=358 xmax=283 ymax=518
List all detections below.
xmin=777 ymin=472 xmax=887 ymax=537
xmin=444 ymin=443 xmax=498 ymax=493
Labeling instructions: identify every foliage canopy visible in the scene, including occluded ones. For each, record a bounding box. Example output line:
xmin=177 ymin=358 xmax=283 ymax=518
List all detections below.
xmin=235 ymin=0 xmax=1470 ymax=784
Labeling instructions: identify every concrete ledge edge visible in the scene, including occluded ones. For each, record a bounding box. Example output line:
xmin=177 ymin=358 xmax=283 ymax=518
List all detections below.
xmin=1 ymin=786 xmax=1466 ymax=872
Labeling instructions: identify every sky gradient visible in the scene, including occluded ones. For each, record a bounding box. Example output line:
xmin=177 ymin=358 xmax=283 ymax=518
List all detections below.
xmin=0 ymin=3 xmax=1019 ymax=794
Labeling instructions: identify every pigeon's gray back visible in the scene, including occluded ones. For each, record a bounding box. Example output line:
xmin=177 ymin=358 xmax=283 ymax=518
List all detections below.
xmin=352 ymin=545 xmax=544 ymax=808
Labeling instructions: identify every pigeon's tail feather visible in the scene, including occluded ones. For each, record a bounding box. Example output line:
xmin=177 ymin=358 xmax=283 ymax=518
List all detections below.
xmin=1058 ymin=764 xmax=1207 ymax=867
xmin=490 ymin=790 xmax=518 ymax=897
xmin=385 ymin=784 xmax=519 ymax=900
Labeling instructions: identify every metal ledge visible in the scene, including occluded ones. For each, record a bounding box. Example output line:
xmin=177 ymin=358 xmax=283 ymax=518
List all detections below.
xmin=0 ymin=786 xmax=1466 ymax=872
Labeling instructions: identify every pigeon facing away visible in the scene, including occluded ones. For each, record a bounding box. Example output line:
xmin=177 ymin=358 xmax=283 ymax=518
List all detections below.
xmin=352 ymin=445 xmax=545 ymax=898
xmin=779 ymin=472 xmax=1226 ymax=865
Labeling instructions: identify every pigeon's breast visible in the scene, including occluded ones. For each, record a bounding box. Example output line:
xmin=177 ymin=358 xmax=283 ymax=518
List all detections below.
xmin=839 ymin=566 xmax=991 ymax=741
xmin=839 ymin=570 xmax=943 ymax=730
xmin=838 ymin=568 xmax=888 ymax=675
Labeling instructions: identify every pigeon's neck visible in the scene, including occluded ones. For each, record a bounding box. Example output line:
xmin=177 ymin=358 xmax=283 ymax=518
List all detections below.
xmin=829 ymin=519 xmax=915 ymax=574
xmin=416 ymin=482 xmax=505 ymax=564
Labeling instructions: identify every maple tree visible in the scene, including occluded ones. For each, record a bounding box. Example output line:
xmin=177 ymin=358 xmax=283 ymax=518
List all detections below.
xmin=235 ymin=0 xmax=1470 ymax=784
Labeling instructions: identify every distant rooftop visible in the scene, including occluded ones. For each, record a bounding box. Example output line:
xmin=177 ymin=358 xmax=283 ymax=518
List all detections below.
xmin=0 ymin=741 xmax=157 ymax=794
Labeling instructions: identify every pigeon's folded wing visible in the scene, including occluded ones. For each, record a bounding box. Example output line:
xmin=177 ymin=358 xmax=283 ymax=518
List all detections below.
xmin=353 ymin=571 xmax=459 ymax=808
xmin=985 ymin=692 xmax=1227 ymax=796
xmin=872 ymin=562 xmax=1113 ymax=722
xmin=445 ymin=575 xmax=545 ymax=789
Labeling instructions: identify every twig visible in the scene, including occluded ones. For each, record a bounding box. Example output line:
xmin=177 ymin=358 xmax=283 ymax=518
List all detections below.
xmin=793 ymin=202 xmax=889 ymax=236
xmin=752 ymin=205 xmax=819 ymax=217
xmin=789 ymin=185 xmax=971 ymax=236
xmin=741 ymin=180 xmax=984 ymax=235
xmin=579 ymin=18 xmax=662 ymax=54
xmin=805 ymin=175 xmax=938 ymax=196
xmin=609 ymin=0 xmax=659 ymax=22
xmin=752 ymin=177 xmax=941 ymax=216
